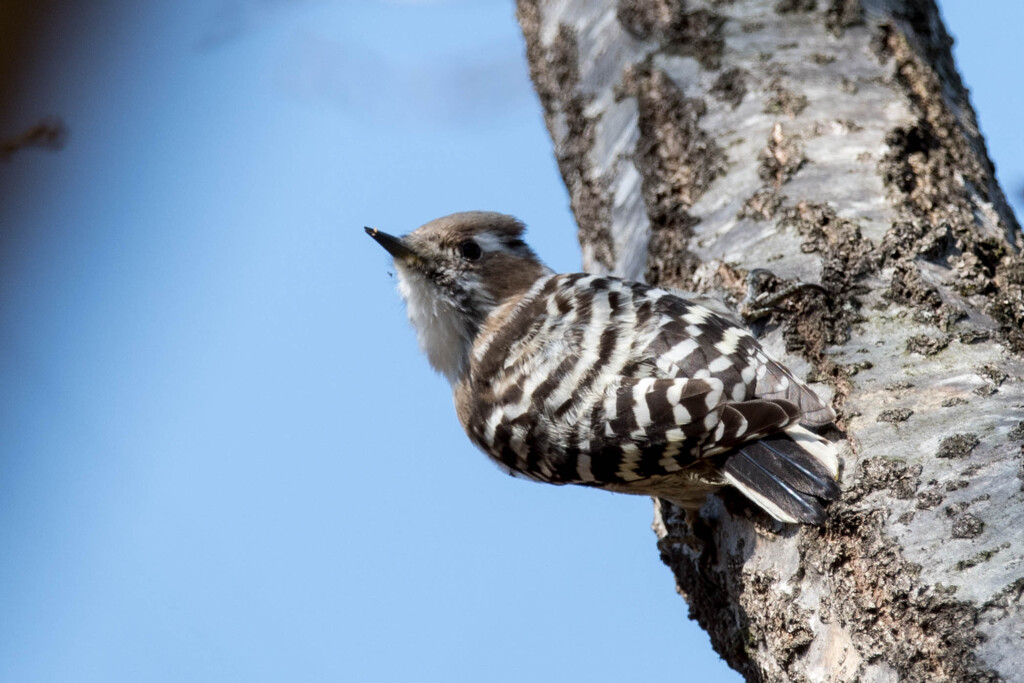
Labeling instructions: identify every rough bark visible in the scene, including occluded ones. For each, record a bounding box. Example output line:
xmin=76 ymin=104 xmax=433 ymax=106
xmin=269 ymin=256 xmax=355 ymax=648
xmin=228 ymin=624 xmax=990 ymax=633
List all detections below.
xmin=516 ymin=0 xmax=1024 ymax=681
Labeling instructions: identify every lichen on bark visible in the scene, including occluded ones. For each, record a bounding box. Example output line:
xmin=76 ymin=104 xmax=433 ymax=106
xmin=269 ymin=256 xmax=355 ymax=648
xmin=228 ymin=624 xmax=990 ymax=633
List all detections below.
xmin=617 ymin=0 xmax=726 ymax=68
xmin=516 ymin=1 xmax=617 ymax=271
xmin=617 ymin=59 xmax=726 ymax=287
xmin=872 ymin=14 xmax=1024 ymax=353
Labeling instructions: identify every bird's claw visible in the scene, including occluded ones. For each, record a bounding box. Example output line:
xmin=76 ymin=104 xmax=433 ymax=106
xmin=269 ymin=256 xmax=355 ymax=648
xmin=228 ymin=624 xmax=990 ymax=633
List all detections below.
xmin=739 ymin=269 xmax=828 ymax=323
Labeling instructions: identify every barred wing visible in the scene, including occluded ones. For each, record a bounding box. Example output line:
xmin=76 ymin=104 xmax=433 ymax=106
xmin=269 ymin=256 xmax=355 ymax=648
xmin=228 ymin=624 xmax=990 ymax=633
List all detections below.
xmin=636 ymin=290 xmax=835 ymax=426
xmin=582 ymin=376 xmax=803 ymax=483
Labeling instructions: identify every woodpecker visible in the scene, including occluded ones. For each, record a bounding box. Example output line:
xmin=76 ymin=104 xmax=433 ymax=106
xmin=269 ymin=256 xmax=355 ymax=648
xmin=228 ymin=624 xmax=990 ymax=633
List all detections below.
xmin=367 ymin=212 xmax=840 ymax=524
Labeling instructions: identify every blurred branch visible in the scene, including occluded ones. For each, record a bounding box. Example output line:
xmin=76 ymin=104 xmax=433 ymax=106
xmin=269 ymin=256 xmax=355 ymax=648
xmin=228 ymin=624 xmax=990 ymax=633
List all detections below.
xmin=1 ymin=117 xmax=67 ymax=162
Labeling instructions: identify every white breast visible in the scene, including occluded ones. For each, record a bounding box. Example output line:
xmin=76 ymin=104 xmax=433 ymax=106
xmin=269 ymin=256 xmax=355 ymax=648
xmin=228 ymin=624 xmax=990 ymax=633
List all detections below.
xmin=396 ymin=266 xmax=473 ymax=384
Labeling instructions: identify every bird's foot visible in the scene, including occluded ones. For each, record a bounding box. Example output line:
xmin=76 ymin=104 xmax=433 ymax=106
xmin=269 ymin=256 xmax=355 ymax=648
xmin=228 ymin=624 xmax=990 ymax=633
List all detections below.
xmin=739 ymin=268 xmax=828 ymax=323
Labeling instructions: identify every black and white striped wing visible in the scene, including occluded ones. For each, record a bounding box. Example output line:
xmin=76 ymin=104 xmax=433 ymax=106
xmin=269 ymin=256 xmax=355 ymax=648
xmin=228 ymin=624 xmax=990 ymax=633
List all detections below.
xmin=462 ymin=274 xmax=839 ymax=522
xmin=639 ymin=291 xmax=835 ymax=426
xmin=583 ymin=376 xmax=803 ymax=483
xmin=584 ymin=287 xmax=840 ymax=522
xmin=588 ymin=373 xmax=839 ymax=523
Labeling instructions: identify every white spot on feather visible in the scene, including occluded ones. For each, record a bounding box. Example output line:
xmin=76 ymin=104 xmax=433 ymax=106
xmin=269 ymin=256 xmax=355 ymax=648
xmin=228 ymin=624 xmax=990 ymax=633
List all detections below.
xmin=665 ymin=338 xmax=699 ymax=363
xmin=708 ymin=356 xmax=733 ymax=373
xmin=632 ymin=378 xmax=657 ymax=429
xmin=715 ymin=326 xmax=747 ymax=355
xmin=666 ymin=380 xmax=692 ymax=424
xmin=484 ymin=408 xmax=503 ymax=445
xmin=741 ymin=364 xmax=757 ymax=385
xmin=703 ymin=378 xmax=724 ymax=410
xmin=682 ymin=308 xmax=710 ymax=324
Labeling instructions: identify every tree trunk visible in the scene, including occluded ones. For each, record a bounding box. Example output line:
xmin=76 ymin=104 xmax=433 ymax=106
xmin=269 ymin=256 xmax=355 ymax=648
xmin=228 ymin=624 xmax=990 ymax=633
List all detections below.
xmin=516 ymin=0 xmax=1024 ymax=680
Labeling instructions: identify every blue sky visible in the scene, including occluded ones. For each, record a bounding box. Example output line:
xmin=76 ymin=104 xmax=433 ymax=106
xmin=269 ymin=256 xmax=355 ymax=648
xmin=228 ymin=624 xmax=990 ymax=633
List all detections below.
xmin=0 ymin=2 xmax=1020 ymax=681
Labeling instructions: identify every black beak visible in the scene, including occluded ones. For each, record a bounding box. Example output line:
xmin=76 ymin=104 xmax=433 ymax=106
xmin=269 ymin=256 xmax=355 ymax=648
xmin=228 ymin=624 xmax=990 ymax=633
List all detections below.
xmin=365 ymin=227 xmax=419 ymax=264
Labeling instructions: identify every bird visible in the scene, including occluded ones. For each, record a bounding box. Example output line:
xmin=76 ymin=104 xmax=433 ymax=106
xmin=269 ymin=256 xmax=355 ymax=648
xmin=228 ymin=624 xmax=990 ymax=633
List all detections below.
xmin=366 ymin=211 xmax=840 ymax=524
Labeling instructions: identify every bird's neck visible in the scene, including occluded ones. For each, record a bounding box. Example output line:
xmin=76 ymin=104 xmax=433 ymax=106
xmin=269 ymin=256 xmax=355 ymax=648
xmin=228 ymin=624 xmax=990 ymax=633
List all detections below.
xmin=398 ymin=263 xmax=553 ymax=385
xmin=460 ymin=273 xmax=557 ymax=385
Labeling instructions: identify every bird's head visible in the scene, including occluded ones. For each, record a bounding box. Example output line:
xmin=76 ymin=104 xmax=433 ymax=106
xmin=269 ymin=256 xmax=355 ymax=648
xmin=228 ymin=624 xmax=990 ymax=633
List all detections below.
xmin=366 ymin=211 xmax=551 ymax=382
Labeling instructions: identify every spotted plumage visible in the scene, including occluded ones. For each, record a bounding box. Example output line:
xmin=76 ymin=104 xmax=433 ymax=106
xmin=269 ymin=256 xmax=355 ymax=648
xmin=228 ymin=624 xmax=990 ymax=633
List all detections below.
xmin=367 ymin=212 xmax=840 ymax=524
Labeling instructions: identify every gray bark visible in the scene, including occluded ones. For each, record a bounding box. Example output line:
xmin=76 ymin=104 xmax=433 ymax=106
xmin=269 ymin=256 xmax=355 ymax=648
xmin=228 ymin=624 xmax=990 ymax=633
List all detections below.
xmin=516 ymin=0 xmax=1024 ymax=680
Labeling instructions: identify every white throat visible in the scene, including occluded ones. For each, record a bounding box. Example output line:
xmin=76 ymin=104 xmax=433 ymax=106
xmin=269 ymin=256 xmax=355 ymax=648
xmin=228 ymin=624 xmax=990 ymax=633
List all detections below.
xmin=396 ymin=266 xmax=474 ymax=384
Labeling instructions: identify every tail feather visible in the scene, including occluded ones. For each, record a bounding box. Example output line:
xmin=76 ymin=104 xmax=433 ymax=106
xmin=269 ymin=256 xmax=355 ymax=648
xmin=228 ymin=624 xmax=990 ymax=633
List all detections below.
xmin=755 ymin=359 xmax=836 ymax=427
xmin=722 ymin=425 xmax=840 ymax=525
xmin=784 ymin=424 xmax=840 ymax=478
xmin=743 ymin=436 xmax=840 ymax=499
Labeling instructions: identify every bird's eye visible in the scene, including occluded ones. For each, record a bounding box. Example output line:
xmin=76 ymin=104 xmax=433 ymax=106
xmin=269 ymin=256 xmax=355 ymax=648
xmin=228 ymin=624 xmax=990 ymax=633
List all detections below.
xmin=459 ymin=241 xmax=482 ymax=261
